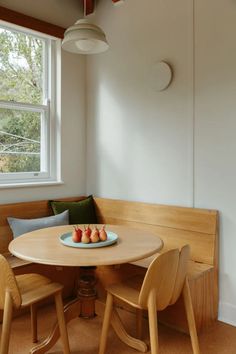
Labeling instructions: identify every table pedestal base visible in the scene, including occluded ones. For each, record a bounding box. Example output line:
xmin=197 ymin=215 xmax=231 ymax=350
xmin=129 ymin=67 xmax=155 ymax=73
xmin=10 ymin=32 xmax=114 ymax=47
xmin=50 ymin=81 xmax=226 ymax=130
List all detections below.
xmin=30 ymin=266 xmax=148 ymax=353
xmin=78 ymin=271 xmax=97 ymax=318
xmin=30 ymin=298 xmax=148 ymax=354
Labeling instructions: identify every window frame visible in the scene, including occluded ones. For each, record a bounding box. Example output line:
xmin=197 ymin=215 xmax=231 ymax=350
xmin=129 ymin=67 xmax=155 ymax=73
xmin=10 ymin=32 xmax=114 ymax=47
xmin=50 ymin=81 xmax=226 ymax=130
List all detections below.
xmin=0 ymin=21 xmax=62 ymax=187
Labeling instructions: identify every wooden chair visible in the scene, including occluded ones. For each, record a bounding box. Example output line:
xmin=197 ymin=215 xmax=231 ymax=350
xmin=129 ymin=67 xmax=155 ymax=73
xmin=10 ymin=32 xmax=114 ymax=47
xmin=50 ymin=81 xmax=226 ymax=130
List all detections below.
xmin=0 ymin=255 xmax=70 ymax=354
xmin=98 ymin=246 xmax=200 ymax=354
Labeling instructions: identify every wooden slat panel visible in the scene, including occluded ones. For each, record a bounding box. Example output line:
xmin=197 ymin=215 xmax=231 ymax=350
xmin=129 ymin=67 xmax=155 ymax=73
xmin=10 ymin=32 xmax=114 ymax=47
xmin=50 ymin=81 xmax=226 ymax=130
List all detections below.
xmin=0 ymin=225 xmax=13 ymax=254
xmin=0 ymin=196 xmax=83 ymax=220
xmin=158 ymin=267 xmax=216 ymax=332
xmin=95 ymin=197 xmax=218 ymax=266
xmin=96 ymin=215 xmax=216 ymax=265
xmin=0 ymin=6 xmax=65 ymax=38
xmin=94 ymin=198 xmax=218 ymax=235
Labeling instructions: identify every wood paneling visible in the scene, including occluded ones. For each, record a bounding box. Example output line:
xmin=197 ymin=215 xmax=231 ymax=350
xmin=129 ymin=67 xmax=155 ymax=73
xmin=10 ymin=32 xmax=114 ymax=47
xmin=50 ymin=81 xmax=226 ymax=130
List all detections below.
xmin=95 ymin=198 xmax=217 ymax=235
xmin=94 ymin=197 xmax=219 ymax=333
xmin=94 ymin=197 xmax=218 ymax=266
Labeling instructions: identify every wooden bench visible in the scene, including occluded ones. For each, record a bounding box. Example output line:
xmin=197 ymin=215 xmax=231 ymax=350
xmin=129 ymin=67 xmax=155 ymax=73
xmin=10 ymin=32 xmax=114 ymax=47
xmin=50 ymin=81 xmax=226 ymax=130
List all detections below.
xmin=94 ymin=197 xmax=219 ymax=333
xmin=0 ymin=197 xmax=86 ymax=321
xmin=0 ymin=196 xmax=219 ymax=334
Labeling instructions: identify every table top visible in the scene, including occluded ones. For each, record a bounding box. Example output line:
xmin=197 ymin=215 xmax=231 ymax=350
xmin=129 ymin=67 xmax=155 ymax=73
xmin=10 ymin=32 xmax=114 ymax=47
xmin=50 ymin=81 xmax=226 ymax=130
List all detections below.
xmin=9 ymin=224 xmax=163 ymax=267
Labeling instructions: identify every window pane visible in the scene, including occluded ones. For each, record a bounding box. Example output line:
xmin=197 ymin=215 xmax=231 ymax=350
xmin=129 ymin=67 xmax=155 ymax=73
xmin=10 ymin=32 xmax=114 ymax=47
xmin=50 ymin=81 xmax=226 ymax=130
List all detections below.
xmin=0 ymin=108 xmax=41 ymax=173
xmin=0 ymin=27 xmax=44 ymax=104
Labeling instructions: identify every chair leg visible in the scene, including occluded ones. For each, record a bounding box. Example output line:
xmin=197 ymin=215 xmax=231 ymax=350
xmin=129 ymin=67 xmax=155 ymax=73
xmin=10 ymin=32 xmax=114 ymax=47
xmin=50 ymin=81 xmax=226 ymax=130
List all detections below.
xmin=31 ymin=304 xmax=38 ymax=343
xmin=54 ymin=291 xmax=70 ymax=354
xmin=136 ymin=309 xmax=143 ymax=339
xmin=147 ymin=290 xmax=159 ymax=354
xmin=0 ymin=292 xmax=13 ymax=354
xmin=183 ymin=279 xmax=201 ymax=354
xmin=98 ymin=292 xmax=114 ymax=354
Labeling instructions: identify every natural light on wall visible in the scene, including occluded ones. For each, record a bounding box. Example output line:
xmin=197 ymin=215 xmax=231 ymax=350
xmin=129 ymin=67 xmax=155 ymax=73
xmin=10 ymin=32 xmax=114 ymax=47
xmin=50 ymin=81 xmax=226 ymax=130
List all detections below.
xmin=89 ymin=81 xmax=127 ymax=195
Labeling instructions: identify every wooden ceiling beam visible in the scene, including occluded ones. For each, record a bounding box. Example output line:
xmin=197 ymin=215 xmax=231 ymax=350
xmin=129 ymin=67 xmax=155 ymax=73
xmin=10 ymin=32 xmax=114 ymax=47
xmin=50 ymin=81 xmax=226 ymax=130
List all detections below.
xmin=0 ymin=6 xmax=65 ymax=38
xmin=83 ymin=0 xmax=123 ymax=15
xmin=83 ymin=0 xmax=95 ymax=15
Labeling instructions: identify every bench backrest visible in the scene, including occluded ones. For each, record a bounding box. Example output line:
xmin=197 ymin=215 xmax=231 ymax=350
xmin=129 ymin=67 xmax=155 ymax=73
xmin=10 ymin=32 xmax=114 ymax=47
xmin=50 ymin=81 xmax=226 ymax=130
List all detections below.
xmin=94 ymin=197 xmax=219 ymax=267
xmin=0 ymin=196 xmax=218 ymax=269
xmin=0 ymin=197 xmax=83 ymax=255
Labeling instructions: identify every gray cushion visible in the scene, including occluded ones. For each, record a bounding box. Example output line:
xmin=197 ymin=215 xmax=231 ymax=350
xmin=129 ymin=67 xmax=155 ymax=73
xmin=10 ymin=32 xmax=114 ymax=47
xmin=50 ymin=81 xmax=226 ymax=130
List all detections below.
xmin=7 ymin=210 xmax=69 ymax=238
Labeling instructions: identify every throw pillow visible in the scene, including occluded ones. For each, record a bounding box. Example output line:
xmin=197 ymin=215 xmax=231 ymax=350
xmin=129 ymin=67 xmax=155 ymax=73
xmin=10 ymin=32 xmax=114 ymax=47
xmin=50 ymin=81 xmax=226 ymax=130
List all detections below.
xmin=50 ymin=195 xmax=97 ymax=225
xmin=8 ymin=210 xmax=69 ymax=238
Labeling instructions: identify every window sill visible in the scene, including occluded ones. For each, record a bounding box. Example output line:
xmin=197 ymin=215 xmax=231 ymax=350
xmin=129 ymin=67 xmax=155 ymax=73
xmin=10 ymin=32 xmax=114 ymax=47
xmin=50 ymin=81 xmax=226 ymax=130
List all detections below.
xmin=0 ymin=180 xmax=64 ymax=189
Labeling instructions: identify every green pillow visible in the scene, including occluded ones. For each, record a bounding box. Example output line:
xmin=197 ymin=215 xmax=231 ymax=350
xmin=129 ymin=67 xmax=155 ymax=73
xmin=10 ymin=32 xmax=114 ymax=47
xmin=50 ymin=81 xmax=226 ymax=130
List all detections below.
xmin=50 ymin=196 xmax=97 ymax=225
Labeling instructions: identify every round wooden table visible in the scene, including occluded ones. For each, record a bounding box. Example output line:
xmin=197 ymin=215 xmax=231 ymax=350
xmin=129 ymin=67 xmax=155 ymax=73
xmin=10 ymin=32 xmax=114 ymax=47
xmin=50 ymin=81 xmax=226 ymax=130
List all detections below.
xmin=9 ymin=224 xmax=163 ymax=353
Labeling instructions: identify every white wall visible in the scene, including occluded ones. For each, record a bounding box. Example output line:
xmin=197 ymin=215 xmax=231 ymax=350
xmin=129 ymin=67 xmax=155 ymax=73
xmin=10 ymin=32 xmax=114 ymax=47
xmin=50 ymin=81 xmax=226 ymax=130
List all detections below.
xmin=0 ymin=0 xmax=86 ymax=203
xmin=86 ymin=0 xmax=236 ymax=326
xmin=86 ymin=0 xmax=194 ymax=206
xmin=194 ymin=0 xmax=236 ymax=325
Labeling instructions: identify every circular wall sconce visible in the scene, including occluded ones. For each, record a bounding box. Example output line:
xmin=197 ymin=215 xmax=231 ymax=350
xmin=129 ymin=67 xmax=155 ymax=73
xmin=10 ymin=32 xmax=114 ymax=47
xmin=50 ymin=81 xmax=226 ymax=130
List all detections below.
xmin=150 ymin=61 xmax=173 ymax=91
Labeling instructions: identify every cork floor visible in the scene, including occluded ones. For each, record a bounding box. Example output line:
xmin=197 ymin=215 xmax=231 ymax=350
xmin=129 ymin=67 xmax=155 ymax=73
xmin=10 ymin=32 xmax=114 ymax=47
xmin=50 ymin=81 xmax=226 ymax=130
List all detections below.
xmin=1 ymin=304 xmax=236 ymax=354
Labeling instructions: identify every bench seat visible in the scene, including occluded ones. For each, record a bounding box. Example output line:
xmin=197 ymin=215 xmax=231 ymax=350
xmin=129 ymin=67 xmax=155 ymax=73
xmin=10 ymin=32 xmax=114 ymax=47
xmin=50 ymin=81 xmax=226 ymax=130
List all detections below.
xmin=131 ymin=255 xmax=214 ymax=280
xmin=5 ymin=253 xmax=32 ymax=269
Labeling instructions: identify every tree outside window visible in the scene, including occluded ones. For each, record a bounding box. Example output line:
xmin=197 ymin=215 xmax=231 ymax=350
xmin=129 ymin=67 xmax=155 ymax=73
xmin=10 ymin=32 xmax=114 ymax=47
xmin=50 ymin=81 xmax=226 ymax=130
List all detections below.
xmin=0 ymin=22 xmax=60 ymax=186
xmin=0 ymin=27 xmax=45 ymax=173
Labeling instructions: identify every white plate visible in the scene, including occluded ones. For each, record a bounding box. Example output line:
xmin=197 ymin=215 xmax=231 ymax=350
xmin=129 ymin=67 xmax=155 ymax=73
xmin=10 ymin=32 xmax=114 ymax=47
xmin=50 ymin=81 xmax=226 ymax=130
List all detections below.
xmin=59 ymin=231 xmax=118 ymax=248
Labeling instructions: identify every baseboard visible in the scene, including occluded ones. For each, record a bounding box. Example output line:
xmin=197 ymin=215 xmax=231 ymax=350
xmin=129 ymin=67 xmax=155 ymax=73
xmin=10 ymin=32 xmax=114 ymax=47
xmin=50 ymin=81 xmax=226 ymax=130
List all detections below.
xmin=218 ymin=302 xmax=236 ymax=327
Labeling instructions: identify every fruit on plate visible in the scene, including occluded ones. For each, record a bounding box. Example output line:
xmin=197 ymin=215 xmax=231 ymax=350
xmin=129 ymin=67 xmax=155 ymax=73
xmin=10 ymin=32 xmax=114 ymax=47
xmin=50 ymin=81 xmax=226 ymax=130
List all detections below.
xmin=81 ymin=231 xmax=90 ymax=244
xmin=79 ymin=225 xmax=109 ymax=244
xmin=99 ymin=225 xmax=107 ymax=241
xmin=84 ymin=225 xmax=92 ymax=237
xmin=72 ymin=226 xmax=82 ymax=243
xmin=90 ymin=226 xmax=100 ymax=243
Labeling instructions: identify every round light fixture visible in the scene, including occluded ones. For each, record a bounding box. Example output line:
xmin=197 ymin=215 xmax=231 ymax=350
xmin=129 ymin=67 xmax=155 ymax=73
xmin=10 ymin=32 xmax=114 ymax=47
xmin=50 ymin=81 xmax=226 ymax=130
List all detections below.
xmin=150 ymin=61 xmax=173 ymax=91
xmin=62 ymin=19 xmax=109 ymax=54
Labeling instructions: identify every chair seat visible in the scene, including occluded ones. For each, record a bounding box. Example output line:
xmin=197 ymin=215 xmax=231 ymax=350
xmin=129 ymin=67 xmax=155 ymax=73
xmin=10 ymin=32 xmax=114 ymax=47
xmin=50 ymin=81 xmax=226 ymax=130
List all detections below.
xmin=0 ymin=256 xmax=70 ymax=354
xmin=99 ymin=247 xmax=201 ymax=354
xmin=107 ymin=275 xmax=143 ymax=309
xmin=16 ymin=274 xmax=51 ymax=294
xmin=16 ymin=273 xmax=63 ymax=307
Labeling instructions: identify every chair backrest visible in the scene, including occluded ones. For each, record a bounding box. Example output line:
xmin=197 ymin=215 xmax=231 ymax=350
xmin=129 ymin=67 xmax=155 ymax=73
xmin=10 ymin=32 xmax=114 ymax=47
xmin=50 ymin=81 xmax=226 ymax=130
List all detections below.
xmin=170 ymin=244 xmax=190 ymax=305
xmin=138 ymin=249 xmax=179 ymax=311
xmin=0 ymin=255 xmax=22 ymax=309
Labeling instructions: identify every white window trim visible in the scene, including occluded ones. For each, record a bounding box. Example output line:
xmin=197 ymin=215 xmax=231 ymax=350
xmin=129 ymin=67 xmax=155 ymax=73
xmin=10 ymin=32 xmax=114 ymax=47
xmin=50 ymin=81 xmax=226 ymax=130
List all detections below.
xmin=0 ymin=22 xmax=62 ymax=188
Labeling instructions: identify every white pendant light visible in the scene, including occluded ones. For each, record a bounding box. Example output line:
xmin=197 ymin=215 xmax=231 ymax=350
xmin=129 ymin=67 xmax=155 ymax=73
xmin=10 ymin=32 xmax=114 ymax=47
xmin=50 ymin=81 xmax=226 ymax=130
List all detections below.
xmin=62 ymin=19 xmax=109 ymax=55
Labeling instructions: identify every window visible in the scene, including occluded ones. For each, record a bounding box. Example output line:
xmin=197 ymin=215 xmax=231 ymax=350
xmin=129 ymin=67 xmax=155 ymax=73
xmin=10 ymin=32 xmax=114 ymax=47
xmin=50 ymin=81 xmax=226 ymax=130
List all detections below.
xmin=0 ymin=22 xmax=61 ymax=186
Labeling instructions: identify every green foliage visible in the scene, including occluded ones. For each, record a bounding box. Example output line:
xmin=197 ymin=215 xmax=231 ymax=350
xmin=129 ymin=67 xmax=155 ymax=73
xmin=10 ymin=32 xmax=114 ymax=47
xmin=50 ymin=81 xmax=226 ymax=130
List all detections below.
xmin=0 ymin=27 xmax=44 ymax=173
xmin=0 ymin=28 xmax=43 ymax=103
